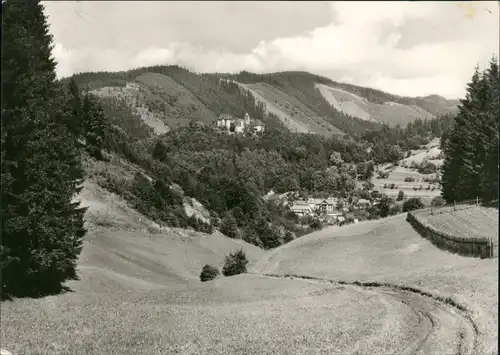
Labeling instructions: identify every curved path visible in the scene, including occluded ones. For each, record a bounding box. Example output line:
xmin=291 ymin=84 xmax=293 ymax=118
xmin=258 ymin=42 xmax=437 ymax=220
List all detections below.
xmin=252 ymin=273 xmax=478 ymax=355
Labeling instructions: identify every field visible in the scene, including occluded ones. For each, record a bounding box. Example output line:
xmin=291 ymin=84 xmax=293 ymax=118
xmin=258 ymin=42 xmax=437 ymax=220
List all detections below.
xmin=2 ymin=178 xmax=497 ymax=354
xmin=373 ymin=138 xmax=443 ymax=203
xmin=252 ymin=214 xmax=498 ymax=355
xmin=315 ymin=83 xmax=435 ymax=127
xmin=414 ymin=205 xmax=499 ymax=243
xmin=1 ymin=181 xmax=416 ymax=355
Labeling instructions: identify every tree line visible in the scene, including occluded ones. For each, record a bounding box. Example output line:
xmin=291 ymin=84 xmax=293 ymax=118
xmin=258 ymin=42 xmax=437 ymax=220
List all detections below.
xmin=441 ymin=59 xmax=499 ymax=203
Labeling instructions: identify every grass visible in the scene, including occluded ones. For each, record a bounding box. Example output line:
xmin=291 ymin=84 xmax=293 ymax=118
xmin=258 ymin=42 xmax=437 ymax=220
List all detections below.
xmin=413 ymin=205 xmax=499 ymax=243
xmin=135 ymin=72 xmax=217 ymax=127
xmin=373 ymin=139 xmax=442 ymax=202
xmin=314 ymin=83 xmax=434 ymax=127
xmin=251 ymin=213 xmax=498 ymax=355
xmin=0 ymin=180 xmax=426 ymax=355
xmin=237 ymin=81 xmax=343 ymax=137
xmin=2 ymin=176 xmax=497 ymax=353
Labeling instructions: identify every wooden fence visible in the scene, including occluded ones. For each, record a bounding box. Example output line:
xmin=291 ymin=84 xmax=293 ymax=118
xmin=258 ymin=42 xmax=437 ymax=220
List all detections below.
xmin=406 ymin=211 xmax=495 ymax=259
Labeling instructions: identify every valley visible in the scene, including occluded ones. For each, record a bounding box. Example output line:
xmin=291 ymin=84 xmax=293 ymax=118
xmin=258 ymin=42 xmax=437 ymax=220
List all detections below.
xmin=2 ymin=180 xmax=497 ymax=354
xmin=3 ymin=3 xmax=498 ymax=354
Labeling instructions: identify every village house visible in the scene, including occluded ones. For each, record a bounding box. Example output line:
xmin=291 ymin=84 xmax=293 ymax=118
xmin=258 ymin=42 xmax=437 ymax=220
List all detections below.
xmin=216 ymin=112 xmax=265 ymax=135
xmin=357 ymin=198 xmax=371 ymax=209
xmin=290 ymin=202 xmax=313 ymax=217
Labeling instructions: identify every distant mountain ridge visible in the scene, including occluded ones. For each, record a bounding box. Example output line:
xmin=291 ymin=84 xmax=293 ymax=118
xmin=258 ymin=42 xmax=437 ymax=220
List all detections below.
xmin=63 ymin=66 xmax=459 ymax=137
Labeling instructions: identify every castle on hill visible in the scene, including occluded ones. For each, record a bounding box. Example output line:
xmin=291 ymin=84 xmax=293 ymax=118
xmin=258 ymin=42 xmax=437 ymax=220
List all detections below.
xmin=215 ymin=112 xmax=265 ymax=135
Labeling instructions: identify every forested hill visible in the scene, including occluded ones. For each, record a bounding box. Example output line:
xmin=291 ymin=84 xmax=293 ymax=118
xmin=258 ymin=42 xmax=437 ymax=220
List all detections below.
xmin=50 ymin=65 xmax=456 ymax=251
xmin=62 ymin=66 xmax=458 ymax=138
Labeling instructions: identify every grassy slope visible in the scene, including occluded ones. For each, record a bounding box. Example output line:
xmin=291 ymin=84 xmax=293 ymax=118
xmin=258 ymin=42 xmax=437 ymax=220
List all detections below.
xmin=134 ymin=72 xmax=217 ymax=127
xmin=91 ymin=83 xmax=169 ymax=135
xmin=1 ymin=181 xmax=420 ymax=355
xmin=374 ymin=138 xmax=442 ymax=202
xmin=233 ymin=81 xmax=312 ymax=134
xmin=315 ymin=83 xmax=435 ymax=127
xmin=414 ymin=205 xmax=499 ymax=243
xmin=244 ymin=82 xmax=343 ymax=137
xmin=251 ymin=214 xmax=498 ymax=354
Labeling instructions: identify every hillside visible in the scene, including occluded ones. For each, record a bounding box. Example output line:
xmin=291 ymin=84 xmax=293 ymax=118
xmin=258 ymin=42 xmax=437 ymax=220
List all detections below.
xmin=221 ymin=71 xmax=458 ymax=129
xmin=315 ymin=83 xmax=436 ymax=127
xmin=373 ymin=138 xmax=444 ymax=203
xmin=4 ymin=179 xmax=497 ymax=354
xmin=251 ymin=214 xmax=498 ymax=355
xmin=237 ymin=81 xmax=344 ymax=136
xmin=66 ymin=67 xmax=457 ymax=136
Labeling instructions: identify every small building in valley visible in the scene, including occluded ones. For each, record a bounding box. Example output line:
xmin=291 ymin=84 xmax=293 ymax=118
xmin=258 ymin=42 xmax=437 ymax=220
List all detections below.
xmin=290 ymin=203 xmax=313 ymax=217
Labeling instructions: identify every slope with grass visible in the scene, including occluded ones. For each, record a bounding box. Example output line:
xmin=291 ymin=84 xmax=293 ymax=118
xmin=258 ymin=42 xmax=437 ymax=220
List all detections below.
xmin=91 ymin=82 xmax=169 ymax=135
xmin=69 ymin=67 xmax=458 ymax=138
xmin=315 ymin=83 xmax=435 ymax=127
xmin=92 ymin=72 xmax=217 ymax=133
xmin=373 ymin=138 xmax=443 ymax=201
xmin=243 ymin=82 xmax=344 ymax=137
xmin=1 ymin=180 xmax=418 ymax=355
xmin=251 ymin=214 xmax=498 ymax=355
xmin=413 ymin=205 xmax=499 ymax=245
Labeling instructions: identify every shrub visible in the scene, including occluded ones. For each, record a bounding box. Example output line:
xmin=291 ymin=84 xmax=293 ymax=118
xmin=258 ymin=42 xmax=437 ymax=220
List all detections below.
xmin=397 ymin=190 xmax=405 ymax=201
xmin=378 ymin=171 xmax=389 ymax=179
xmin=417 ymin=161 xmax=438 ymax=174
xmin=309 ymin=218 xmax=323 ymax=231
xmin=390 ymin=204 xmax=402 ymax=215
xmin=404 ymin=177 xmax=416 ymax=182
xmin=220 ymin=212 xmax=238 ymax=239
xmin=390 ymin=183 xmax=396 ymax=189
xmin=284 ymin=230 xmax=294 ymax=243
xmin=222 ymin=249 xmax=248 ymax=276
xmin=200 ymin=264 xmax=220 ymax=282
xmin=431 ymin=196 xmax=446 ymax=207
xmin=403 ymin=197 xmax=424 ymax=212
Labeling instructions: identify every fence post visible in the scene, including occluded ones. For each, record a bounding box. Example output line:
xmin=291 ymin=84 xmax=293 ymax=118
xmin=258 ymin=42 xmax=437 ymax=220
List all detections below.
xmin=454 ymin=200 xmax=456 ymax=211
xmin=476 ymin=196 xmax=479 ymax=206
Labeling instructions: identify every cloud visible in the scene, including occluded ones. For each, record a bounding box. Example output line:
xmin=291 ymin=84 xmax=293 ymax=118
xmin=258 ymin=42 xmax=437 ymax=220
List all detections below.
xmin=45 ymin=1 xmax=499 ymax=99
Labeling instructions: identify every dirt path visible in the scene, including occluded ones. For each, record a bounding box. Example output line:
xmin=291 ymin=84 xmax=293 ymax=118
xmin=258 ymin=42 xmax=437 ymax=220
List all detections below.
xmin=251 ymin=273 xmax=478 ymax=355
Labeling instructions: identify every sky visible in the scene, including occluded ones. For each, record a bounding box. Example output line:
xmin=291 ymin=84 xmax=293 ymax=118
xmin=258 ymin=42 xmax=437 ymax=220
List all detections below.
xmin=44 ymin=1 xmax=499 ymax=99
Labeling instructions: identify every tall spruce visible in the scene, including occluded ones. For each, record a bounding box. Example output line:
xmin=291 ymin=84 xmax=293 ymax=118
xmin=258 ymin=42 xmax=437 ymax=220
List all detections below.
xmin=82 ymin=92 xmax=107 ymax=160
xmin=66 ymin=78 xmax=84 ymax=138
xmin=441 ymin=58 xmax=499 ymax=204
xmin=1 ymin=1 xmax=87 ymax=297
xmin=480 ymin=58 xmax=499 ymax=201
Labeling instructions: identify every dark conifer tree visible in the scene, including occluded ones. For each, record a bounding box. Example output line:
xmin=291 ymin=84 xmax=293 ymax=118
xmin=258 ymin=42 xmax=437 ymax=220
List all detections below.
xmin=82 ymin=93 xmax=107 ymax=160
xmin=66 ymin=78 xmax=84 ymax=138
xmin=441 ymin=58 xmax=499 ymax=203
xmin=480 ymin=58 xmax=499 ymax=201
xmin=1 ymin=1 xmax=87 ymax=297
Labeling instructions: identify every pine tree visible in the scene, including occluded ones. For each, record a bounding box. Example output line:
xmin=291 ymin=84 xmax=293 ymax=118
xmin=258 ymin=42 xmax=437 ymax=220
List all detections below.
xmin=480 ymin=58 xmax=499 ymax=201
xmin=82 ymin=93 xmax=107 ymax=160
xmin=441 ymin=58 xmax=499 ymax=204
xmin=1 ymin=1 xmax=87 ymax=297
xmin=441 ymin=67 xmax=481 ymax=202
xmin=66 ymin=78 xmax=84 ymax=138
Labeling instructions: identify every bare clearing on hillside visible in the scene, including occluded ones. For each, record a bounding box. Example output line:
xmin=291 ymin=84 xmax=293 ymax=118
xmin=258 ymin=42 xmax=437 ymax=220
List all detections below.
xmin=91 ymin=82 xmax=169 ymax=135
xmin=315 ymin=83 xmax=436 ymax=127
xmin=233 ymin=81 xmax=343 ymax=137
